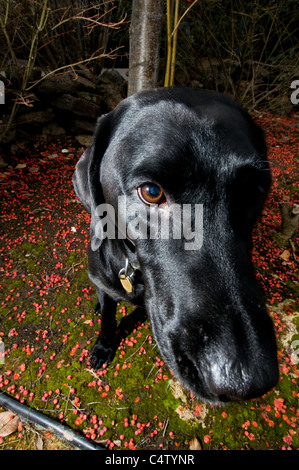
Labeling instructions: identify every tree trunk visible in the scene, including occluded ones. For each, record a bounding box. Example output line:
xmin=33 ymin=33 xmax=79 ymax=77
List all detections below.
xmin=128 ymin=0 xmax=164 ymax=96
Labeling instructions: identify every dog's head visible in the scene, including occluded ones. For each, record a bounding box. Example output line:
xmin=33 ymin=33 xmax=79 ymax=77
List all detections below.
xmin=73 ymin=88 xmax=278 ymax=403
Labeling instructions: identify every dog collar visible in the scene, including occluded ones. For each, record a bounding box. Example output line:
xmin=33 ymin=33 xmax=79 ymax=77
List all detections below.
xmin=118 ymin=257 xmax=139 ymax=293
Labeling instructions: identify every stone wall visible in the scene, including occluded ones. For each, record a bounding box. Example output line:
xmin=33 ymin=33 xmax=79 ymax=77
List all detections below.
xmin=2 ymin=67 xmax=127 ymax=144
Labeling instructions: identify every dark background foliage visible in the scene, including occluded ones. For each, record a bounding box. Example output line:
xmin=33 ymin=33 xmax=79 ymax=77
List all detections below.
xmin=1 ymin=0 xmax=298 ymax=110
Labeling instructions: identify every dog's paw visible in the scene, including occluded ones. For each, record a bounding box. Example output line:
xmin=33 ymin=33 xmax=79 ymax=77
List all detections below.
xmin=90 ymin=342 xmax=115 ymax=370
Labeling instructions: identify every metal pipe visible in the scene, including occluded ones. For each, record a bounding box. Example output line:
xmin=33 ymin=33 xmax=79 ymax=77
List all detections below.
xmin=0 ymin=393 xmax=106 ymax=450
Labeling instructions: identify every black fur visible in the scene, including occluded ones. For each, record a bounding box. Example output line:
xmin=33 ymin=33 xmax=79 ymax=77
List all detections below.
xmin=73 ymin=88 xmax=278 ymax=403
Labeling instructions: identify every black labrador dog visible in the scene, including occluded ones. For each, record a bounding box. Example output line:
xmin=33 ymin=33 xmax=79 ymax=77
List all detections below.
xmin=73 ymin=87 xmax=278 ymax=403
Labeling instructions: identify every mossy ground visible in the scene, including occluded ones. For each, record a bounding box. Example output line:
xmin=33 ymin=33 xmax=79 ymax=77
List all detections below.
xmin=0 ymin=115 xmax=298 ymax=451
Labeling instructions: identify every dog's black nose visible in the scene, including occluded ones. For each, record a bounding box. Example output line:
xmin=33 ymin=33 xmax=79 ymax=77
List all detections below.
xmin=172 ymin=347 xmax=278 ymax=403
xmin=201 ymin=356 xmax=279 ymax=402
xmin=169 ymin=310 xmax=279 ymax=403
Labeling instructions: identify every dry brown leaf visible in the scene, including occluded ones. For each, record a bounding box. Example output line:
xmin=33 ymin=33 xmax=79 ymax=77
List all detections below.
xmin=0 ymin=411 xmax=21 ymax=437
xmin=189 ymin=437 xmax=202 ymax=450
xmin=36 ymin=434 xmax=44 ymax=450
xmin=279 ymin=249 xmax=291 ymax=261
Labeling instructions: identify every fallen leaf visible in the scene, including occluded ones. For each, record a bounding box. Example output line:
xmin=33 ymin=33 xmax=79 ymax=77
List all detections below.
xmin=36 ymin=434 xmax=43 ymax=450
xmin=47 ymin=154 xmax=59 ymax=159
xmin=189 ymin=437 xmax=202 ymax=450
xmin=0 ymin=411 xmax=21 ymax=437
xmin=29 ymin=166 xmax=40 ymax=173
xmin=279 ymin=250 xmax=291 ymax=261
xmin=15 ymin=163 xmax=27 ymax=169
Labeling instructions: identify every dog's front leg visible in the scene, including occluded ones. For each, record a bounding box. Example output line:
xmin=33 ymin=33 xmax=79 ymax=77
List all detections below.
xmin=90 ymin=293 xmax=117 ymax=370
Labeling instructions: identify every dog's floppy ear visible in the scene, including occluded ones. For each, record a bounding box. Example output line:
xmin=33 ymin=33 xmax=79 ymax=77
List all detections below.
xmin=72 ymin=113 xmax=112 ymax=251
xmin=72 ymin=146 xmax=93 ymax=213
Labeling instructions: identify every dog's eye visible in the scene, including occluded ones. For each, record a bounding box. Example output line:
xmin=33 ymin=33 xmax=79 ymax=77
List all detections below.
xmin=138 ymin=183 xmax=165 ymax=205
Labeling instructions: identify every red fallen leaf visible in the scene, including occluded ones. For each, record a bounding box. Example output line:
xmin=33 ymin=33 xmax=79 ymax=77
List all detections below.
xmin=0 ymin=411 xmax=21 ymax=437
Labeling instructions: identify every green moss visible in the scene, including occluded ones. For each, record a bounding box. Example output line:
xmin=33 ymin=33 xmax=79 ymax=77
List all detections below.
xmin=64 ymin=251 xmax=83 ymax=267
xmin=1 ymin=243 xmax=298 ymax=450
xmin=287 ymin=183 xmax=299 ymax=197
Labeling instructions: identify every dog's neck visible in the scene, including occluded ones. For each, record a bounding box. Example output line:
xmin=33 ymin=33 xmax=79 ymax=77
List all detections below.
xmin=123 ymin=237 xmax=136 ymax=254
xmin=117 ymin=237 xmax=140 ymax=294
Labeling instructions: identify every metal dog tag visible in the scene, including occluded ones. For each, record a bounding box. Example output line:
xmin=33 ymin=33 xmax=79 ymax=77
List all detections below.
xmin=118 ymin=258 xmax=134 ymax=294
xmin=118 ymin=257 xmax=137 ymax=294
xmin=119 ymin=272 xmax=134 ymax=293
